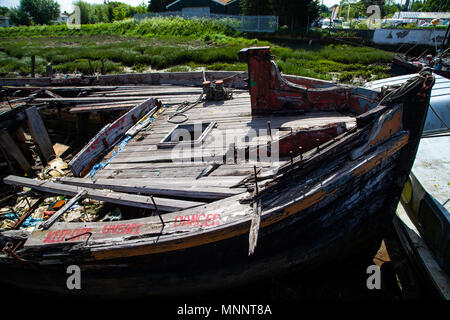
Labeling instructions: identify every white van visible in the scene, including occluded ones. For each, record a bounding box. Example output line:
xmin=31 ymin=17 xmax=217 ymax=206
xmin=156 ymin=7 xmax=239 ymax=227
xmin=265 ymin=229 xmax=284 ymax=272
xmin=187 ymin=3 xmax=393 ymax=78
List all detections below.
xmin=321 ymin=18 xmax=331 ymax=29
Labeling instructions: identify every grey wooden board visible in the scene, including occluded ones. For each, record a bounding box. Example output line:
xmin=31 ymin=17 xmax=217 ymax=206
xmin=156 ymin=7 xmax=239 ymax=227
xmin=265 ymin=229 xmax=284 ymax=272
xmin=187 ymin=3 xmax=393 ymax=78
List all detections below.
xmin=40 ymin=189 xmax=87 ymax=229
xmin=25 ymin=106 xmax=55 ymax=163
xmin=58 ymin=177 xmax=246 ymax=200
xmin=4 ymin=175 xmax=205 ymax=212
xmin=69 ymin=98 xmax=157 ymax=176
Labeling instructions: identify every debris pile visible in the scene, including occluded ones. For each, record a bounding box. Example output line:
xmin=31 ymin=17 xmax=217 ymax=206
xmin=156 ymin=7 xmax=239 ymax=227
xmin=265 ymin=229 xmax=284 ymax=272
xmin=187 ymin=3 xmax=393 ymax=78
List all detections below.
xmin=0 ymin=191 xmax=106 ymax=231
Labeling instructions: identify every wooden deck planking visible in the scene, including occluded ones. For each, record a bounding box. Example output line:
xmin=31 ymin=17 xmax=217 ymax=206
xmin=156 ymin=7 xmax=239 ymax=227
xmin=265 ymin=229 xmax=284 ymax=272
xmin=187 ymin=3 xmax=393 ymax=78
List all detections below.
xmin=87 ymin=85 xmax=353 ymax=189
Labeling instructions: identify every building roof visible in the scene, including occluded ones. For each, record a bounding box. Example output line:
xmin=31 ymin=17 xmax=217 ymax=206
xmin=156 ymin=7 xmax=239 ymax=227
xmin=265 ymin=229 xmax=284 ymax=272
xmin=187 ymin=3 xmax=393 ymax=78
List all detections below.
xmin=167 ymin=0 xmax=237 ymax=8
xmin=393 ymin=11 xmax=450 ymax=20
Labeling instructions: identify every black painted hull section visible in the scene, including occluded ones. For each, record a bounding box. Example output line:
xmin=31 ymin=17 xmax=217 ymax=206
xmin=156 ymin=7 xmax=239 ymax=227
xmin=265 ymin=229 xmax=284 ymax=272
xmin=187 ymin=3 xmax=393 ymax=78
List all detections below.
xmin=0 ymin=156 xmax=399 ymax=297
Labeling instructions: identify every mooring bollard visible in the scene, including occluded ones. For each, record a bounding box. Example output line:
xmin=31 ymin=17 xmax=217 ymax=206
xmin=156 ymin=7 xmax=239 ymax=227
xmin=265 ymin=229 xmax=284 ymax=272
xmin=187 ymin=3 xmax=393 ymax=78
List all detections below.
xmin=31 ymin=55 xmax=35 ymax=78
xmin=46 ymin=63 xmax=53 ymax=78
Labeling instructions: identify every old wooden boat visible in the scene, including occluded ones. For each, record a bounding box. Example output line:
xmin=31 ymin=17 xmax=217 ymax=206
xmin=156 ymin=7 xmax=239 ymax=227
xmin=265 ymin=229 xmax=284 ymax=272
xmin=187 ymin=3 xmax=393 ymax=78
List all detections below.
xmin=0 ymin=47 xmax=435 ymax=297
xmin=368 ymin=73 xmax=450 ymax=299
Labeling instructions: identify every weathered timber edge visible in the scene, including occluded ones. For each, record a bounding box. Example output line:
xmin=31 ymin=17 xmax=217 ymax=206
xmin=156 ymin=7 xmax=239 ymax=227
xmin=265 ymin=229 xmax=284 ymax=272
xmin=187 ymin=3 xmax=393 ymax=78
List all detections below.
xmin=0 ymin=71 xmax=248 ymax=89
xmin=3 ymin=175 xmax=205 ymax=212
xmin=68 ymin=98 xmax=158 ymax=177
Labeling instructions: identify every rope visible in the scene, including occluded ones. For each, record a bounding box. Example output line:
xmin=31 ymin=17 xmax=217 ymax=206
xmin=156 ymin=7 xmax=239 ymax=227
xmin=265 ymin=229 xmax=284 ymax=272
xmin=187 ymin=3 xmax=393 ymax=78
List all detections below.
xmin=378 ymin=68 xmax=433 ymax=106
xmin=167 ymin=92 xmax=204 ymax=124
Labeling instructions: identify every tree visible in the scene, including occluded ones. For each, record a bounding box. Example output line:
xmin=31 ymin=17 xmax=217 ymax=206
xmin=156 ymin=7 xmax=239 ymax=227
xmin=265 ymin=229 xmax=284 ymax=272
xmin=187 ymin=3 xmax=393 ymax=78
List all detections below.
xmin=112 ymin=4 xmax=127 ymax=21
xmin=319 ymin=4 xmax=330 ymax=18
xmin=8 ymin=0 xmax=60 ymax=25
xmin=0 ymin=7 xmax=9 ymax=16
xmin=8 ymin=7 xmax=31 ymax=25
xmin=269 ymin=0 xmax=320 ymax=30
xmin=422 ymin=0 xmax=450 ymax=12
xmin=410 ymin=2 xmax=424 ymax=11
xmin=23 ymin=0 xmax=60 ymax=24
xmin=240 ymin=0 xmax=272 ymax=15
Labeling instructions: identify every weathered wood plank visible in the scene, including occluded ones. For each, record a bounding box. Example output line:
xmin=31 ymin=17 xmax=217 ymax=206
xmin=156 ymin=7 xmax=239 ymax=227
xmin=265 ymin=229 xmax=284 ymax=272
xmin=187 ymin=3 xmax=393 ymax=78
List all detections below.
xmin=68 ymin=98 xmax=159 ymax=177
xmin=34 ymin=97 xmax=146 ymax=104
xmin=0 ymin=71 xmax=248 ymax=88
xmin=25 ymin=106 xmax=55 ymax=163
xmin=3 ymin=175 xmax=205 ymax=212
xmin=58 ymin=177 xmax=245 ymax=200
xmin=41 ymin=190 xmax=87 ymax=230
xmin=248 ymin=199 xmax=261 ymax=256
xmin=0 ymin=131 xmax=32 ymax=173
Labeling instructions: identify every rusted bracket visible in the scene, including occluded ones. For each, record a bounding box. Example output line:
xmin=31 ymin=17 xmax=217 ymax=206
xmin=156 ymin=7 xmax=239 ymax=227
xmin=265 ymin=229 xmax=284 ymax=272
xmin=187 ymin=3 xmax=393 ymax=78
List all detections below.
xmin=13 ymin=197 xmax=44 ymax=230
xmin=2 ymin=241 xmax=24 ymax=262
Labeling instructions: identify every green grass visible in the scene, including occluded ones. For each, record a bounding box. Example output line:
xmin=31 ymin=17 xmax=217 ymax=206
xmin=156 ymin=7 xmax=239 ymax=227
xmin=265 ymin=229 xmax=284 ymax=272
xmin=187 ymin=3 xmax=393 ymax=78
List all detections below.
xmin=0 ymin=17 xmax=394 ymax=83
xmin=0 ymin=17 xmax=240 ymax=39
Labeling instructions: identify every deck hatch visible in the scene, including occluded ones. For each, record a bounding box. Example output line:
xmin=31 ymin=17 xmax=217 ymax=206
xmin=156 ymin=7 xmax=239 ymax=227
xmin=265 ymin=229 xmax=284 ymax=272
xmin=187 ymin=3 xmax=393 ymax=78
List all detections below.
xmin=157 ymin=121 xmax=216 ymax=148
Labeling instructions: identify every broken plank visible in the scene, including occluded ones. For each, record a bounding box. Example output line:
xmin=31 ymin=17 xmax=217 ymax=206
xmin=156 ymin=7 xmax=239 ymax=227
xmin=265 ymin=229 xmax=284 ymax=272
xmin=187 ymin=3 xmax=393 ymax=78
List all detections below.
xmin=0 ymin=130 xmax=32 ymax=173
xmin=68 ymin=97 xmax=159 ymax=177
xmin=25 ymin=106 xmax=55 ymax=163
xmin=41 ymin=190 xmax=87 ymax=230
xmin=3 ymin=175 xmax=205 ymax=212
xmin=248 ymin=199 xmax=261 ymax=256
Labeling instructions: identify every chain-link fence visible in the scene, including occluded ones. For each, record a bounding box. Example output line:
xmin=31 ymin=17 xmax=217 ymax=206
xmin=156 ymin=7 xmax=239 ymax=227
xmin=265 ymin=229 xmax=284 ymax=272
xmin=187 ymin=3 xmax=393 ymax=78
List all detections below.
xmin=134 ymin=12 xmax=278 ymax=33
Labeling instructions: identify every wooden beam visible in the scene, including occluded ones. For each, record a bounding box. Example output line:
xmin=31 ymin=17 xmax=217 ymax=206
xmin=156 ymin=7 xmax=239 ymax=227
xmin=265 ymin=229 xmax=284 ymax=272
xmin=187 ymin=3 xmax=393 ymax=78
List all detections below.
xmin=25 ymin=106 xmax=55 ymax=164
xmin=40 ymin=190 xmax=87 ymax=230
xmin=34 ymin=97 xmax=146 ymax=104
xmin=0 ymin=131 xmax=32 ymax=173
xmin=4 ymin=175 xmax=204 ymax=212
xmin=58 ymin=177 xmax=244 ymax=200
xmin=0 ymin=71 xmax=248 ymax=89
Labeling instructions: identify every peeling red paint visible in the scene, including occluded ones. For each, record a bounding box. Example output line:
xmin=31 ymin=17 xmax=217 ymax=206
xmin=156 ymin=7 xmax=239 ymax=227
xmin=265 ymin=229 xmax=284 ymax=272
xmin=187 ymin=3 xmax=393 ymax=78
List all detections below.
xmin=238 ymin=47 xmax=377 ymax=115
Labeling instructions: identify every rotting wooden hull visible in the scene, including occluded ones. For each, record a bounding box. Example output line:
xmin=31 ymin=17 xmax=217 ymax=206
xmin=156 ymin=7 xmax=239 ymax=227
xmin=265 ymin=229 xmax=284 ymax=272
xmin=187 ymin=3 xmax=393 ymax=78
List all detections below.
xmin=0 ymin=157 xmax=402 ymax=297
xmin=0 ymin=48 xmax=435 ymax=298
xmin=0 ymin=132 xmax=423 ymax=297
